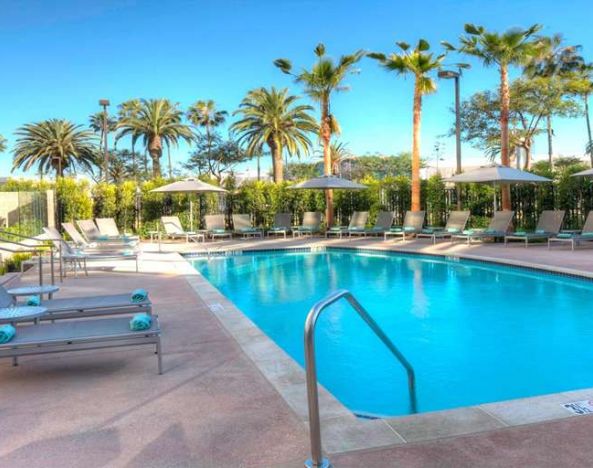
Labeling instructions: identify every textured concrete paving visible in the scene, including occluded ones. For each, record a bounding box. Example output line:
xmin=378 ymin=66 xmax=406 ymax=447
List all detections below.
xmin=3 ymin=241 xmax=593 ymax=467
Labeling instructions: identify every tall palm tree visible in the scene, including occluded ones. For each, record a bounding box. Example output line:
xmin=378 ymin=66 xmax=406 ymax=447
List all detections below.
xmin=523 ymin=34 xmax=584 ymax=165
xmin=116 ymin=99 xmax=193 ymax=178
xmin=0 ymin=135 xmax=6 ymax=153
xmin=274 ymin=43 xmax=364 ymax=225
xmin=369 ymin=40 xmax=445 ymax=211
xmin=571 ymin=64 xmax=593 ymax=166
xmin=230 ymin=87 xmax=317 ymax=182
xmin=12 ymin=119 xmax=98 ymax=178
xmin=444 ymin=24 xmax=542 ymax=210
xmin=187 ymin=100 xmax=227 ymax=164
xmin=117 ymin=99 xmax=143 ymax=176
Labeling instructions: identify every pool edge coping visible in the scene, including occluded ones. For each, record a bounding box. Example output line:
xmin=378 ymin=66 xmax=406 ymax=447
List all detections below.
xmin=182 ymin=244 xmax=593 ymax=454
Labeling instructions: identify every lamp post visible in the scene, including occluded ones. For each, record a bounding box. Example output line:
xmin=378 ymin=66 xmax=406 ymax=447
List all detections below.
xmin=438 ymin=68 xmax=465 ymax=208
xmin=99 ymin=99 xmax=110 ymax=181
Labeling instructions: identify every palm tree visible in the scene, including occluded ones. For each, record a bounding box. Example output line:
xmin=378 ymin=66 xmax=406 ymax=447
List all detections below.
xmin=12 ymin=119 xmax=98 ymax=178
xmin=571 ymin=64 xmax=593 ymax=166
xmin=444 ymin=24 xmax=542 ymax=210
xmin=116 ymin=99 xmax=193 ymax=178
xmin=230 ymin=87 xmax=317 ymax=182
xmin=117 ymin=99 xmax=143 ymax=176
xmin=187 ymin=100 xmax=227 ymax=165
xmin=523 ymin=34 xmax=584 ymax=165
xmin=0 ymin=135 xmax=6 ymax=153
xmin=369 ymin=40 xmax=445 ymax=211
xmin=274 ymin=43 xmax=364 ymax=225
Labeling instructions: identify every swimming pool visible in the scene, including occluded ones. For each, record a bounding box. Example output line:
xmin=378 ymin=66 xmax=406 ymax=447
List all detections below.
xmin=191 ymin=248 xmax=593 ymax=417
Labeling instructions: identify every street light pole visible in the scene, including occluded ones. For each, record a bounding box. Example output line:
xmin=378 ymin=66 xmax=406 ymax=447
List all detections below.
xmin=99 ymin=99 xmax=110 ymax=181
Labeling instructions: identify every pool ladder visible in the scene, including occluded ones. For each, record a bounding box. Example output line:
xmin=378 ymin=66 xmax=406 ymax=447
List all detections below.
xmin=304 ymin=289 xmax=417 ymax=468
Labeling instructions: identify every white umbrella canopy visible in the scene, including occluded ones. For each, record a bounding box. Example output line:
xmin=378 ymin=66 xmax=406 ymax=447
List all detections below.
xmin=444 ymin=165 xmax=552 ymax=184
xmin=150 ymin=178 xmax=227 ymax=231
xmin=289 ymin=175 xmax=367 ymax=190
xmin=571 ymin=168 xmax=593 ymax=177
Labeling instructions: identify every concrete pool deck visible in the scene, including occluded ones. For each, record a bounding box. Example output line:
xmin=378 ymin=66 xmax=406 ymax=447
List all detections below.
xmin=3 ymin=237 xmax=593 ymax=467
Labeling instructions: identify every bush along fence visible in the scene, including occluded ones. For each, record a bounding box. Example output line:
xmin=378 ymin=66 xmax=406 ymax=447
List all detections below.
xmin=1 ymin=169 xmax=592 ymax=236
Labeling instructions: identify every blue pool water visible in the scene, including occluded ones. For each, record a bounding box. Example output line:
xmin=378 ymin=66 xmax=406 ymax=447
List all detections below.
xmin=191 ymin=249 xmax=593 ymax=417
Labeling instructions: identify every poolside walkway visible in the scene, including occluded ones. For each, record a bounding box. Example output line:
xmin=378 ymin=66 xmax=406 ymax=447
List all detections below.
xmin=2 ymin=238 xmax=593 ymax=467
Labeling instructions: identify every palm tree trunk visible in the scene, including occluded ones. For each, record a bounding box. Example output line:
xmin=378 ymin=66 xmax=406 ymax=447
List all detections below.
xmin=546 ymin=115 xmax=553 ymax=167
xmin=149 ymin=135 xmax=162 ymax=178
xmin=411 ymin=80 xmax=422 ymax=212
xmin=167 ymin=145 xmax=173 ymax=178
xmin=321 ymin=98 xmax=334 ymax=226
xmin=267 ymin=138 xmax=283 ymax=183
xmin=131 ymin=139 xmax=137 ymax=181
xmin=523 ymin=142 xmax=532 ymax=170
xmin=585 ymin=93 xmax=593 ymax=167
xmin=499 ymin=64 xmax=512 ymax=210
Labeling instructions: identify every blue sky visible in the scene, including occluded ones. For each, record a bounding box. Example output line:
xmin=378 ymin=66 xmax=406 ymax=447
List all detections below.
xmin=1 ymin=0 xmax=592 ymax=177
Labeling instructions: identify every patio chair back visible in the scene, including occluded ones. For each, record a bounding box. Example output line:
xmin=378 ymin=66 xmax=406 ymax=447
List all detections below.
xmin=232 ymin=214 xmax=252 ymax=230
xmin=445 ymin=211 xmax=471 ymax=233
xmin=205 ymin=214 xmax=227 ymax=231
xmin=273 ymin=213 xmax=292 ymax=230
xmin=374 ymin=211 xmax=395 ymax=230
xmin=487 ymin=211 xmax=515 ymax=233
xmin=348 ymin=211 xmax=369 ymax=229
xmin=62 ymin=223 xmax=87 ymax=245
xmin=161 ymin=216 xmax=184 ymax=235
xmin=96 ymin=218 xmax=120 ymax=237
xmin=581 ymin=211 xmax=593 ymax=234
xmin=402 ymin=211 xmax=425 ymax=231
xmin=536 ymin=210 xmax=565 ymax=234
xmin=302 ymin=212 xmax=322 ymax=228
xmin=77 ymin=219 xmax=101 ymax=241
xmin=42 ymin=226 xmax=62 ymax=241
xmin=0 ymin=285 xmax=14 ymax=308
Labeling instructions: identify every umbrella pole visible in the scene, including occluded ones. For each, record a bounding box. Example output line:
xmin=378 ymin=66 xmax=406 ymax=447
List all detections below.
xmin=190 ymin=198 xmax=193 ymax=232
xmin=493 ymin=183 xmax=497 ymax=212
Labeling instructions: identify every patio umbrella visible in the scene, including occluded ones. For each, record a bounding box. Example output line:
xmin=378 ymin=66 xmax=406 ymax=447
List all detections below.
xmin=289 ymin=175 xmax=367 ymax=227
xmin=445 ymin=165 xmax=551 ymax=209
xmin=571 ymin=168 xmax=593 ymax=177
xmin=151 ymin=178 xmax=227 ymax=231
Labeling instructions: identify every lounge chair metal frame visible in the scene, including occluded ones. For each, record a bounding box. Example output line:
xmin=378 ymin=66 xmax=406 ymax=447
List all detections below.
xmin=505 ymin=210 xmax=565 ymax=247
xmin=266 ymin=213 xmax=292 ymax=239
xmin=293 ymin=212 xmax=323 ymax=238
xmin=350 ymin=211 xmax=395 ymax=238
xmin=416 ymin=211 xmax=471 ymax=244
xmin=384 ymin=211 xmax=425 ymax=241
xmin=0 ymin=317 xmax=162 ymax=374
xmin=204 ymin=214 xmax=233 ymax=240
xmin=160 ymin=216 xmax=205 ymax=243
xmin=451 ymin=211 xmax=515 ymax=245
xmin=326 ymin=211 xmax=369 ymax=239
xmin=548 ymin=211 xmax=593 ymax=251
xmin=232 ymin=214 xmax=263 ymax=239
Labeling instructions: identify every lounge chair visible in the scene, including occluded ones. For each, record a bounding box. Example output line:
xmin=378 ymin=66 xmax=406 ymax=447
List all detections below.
xmin=0 ymin=317 xmax=162 ymax=374
xmin=326 ymin=211 xmax=369 ymax=238
xmin=160 ymin=216 xmax=205 ymax=243
xmin=205 ymin=214 xmax=233 ymax=240
xmin=232 ymin=214 xmax=263 ymax=239
xmin=47 ymin=226 xmax=135 ymax=252
xmin=548 ymin=211 xmax=593 ymax=251
xmin=505 ymin=210 xmax=565 ymax=247
xmin=76 ymin=219 xmax=103 ymax=242
xmin=0 ymin=284 xmax=152 ymax=322
xmin=416 ymin=211 xmax=471 ymax=244
xmin=350 ymin=211 xmax=395 ymax=237
xmin=267 ymin=213 xmax=292 ymax=238
xmin=384 ymin=211 xmax=425 ymax=241
xmin=95 ymin=218 xmax=139 ymax=241
xmin=293 ymin=212 xmax=323 ymax=237
xmin=452 ymin=211 xmax=515 ymax=245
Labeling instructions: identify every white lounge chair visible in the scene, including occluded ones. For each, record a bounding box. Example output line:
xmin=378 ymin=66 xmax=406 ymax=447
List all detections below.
xmin=205 ymin=214 xmax=233 ymax=240
xmin=326 ymin=211 xmax=369 ymax=239
xmin=293 ymin=212 xmax=323 ymax=237
xmin=416 ymin=211 xmax=471 ymax=244
xmin=505 ymin=210 xmax=565 ymax=247
xmin=232 ymin=214 xmax=263 ymax=238
xmin=266 ymin=213 xmax=292 ymax=239
xmin=452 ymin=211 xmax=515 ymax=245
xmin=384 ymin=211 xmax=425 ymax=241
xmin=160 ymin=216 xmax=205 ymax=243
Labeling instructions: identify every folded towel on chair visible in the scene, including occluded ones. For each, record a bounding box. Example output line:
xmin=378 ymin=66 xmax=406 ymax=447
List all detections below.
xmin=131 ymin=289 xmax=148 ymax=303
xmin=0 ymin=324 xmax=16 ymax=344
xmin=129 ymin=313 xmax=152 ymax=331
xmin=26 ymin=295 xmax=41 ymax=306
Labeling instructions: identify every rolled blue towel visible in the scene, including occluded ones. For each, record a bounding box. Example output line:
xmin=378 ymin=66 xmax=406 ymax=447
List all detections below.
xmin=462 ymin=229 xmax=474 ymax=235
xmin=131 ymin=288 xmax=148 ymax=303
xmin=97 ymin=235 xmax=109 ymax=241
xmin=403 ymin=226 xmax=416 ymax=232
xmin=447 ymin=228 xmax=461 ymax=233
xmin=557 ymin=233 xmax=573 ymax=239
xmin=129 ymin=313 xmax=152 ymax=331
xmin=514 ymin=231 xmax=527 ymax=236
xmin=421 ymin=228 xmax=435 ymax=234
xmin=212 ymin=228 xmax=226 ymax=234
xmin=26 ymin=295 xmax=41 ymax=306
xmin=0 ymin=324 xmax=16 ymax=344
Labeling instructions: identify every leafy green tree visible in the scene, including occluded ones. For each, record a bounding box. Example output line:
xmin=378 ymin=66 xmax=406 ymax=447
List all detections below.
xmin=444 ymin=23 xmax=543 ymax=209
xmin=369 ymin=39 xmax=445 ymax=211
xmin=570 ymin=64 xmax=593 ymax=165
xmin=0 ymin=135 xmax=6 ymax=153
xmin=231 ymin=87 xmax=317 ymax=183
xmin=116 ymin=99 xmax=193 ymax=178
xmin=274 ymin=44 xmax=364 ymax=224
xmin=12 ymin=119 xmax=98 ymax=178
xmin=187 ymin=100 xmax=227 ymax=168
xmin=185 ymin=134 xmax=249 ymax=182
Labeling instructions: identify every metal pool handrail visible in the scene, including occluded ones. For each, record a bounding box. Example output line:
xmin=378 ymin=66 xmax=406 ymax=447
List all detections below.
xmin=304 ymin=289 xmax=417 ymax=468
xmin=0 ymin=232 xmax=55 ymax=286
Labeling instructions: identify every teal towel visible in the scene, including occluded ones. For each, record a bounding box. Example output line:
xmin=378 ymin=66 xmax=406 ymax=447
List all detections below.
xmin=130 ymin=313 xmax=152 ymax=331
xmin=97 ymin=235 xmax=109 ymax=241
xmin=329 ymin=226 xmax=344 ymax=231
xmin=349 ymin=227 xmax=364 ymax=231
xmin=514 ymin=231 xmax=527 ymax=236
xmin=557 ymin=233 xmax=573 ymax=239
xmin=535 ymin=229 xmax=546 ymax=234
xmin=462 ymin=229 xmax=474 ymax=235
xmin=212 ymin=228 xmax=226 ymax=234
xmin=421 ymin=228 xmax=435 ymax=234
xmin=581 ymin=232 xmax=593 ymax=238
xmin=131 ymin=289 xmax=148 ymax=303
xmin=447 ymin=228 xmax=461 ymax=233
xmin=26 ymin=295 xmax=41 ymax=306
xmin=390 ymin=227 xmax=403 ymax=232
xmin=403 ymin=226 xmax=416 ymax=232
xmin=0 ymin=324 xmax=16 ymax=344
